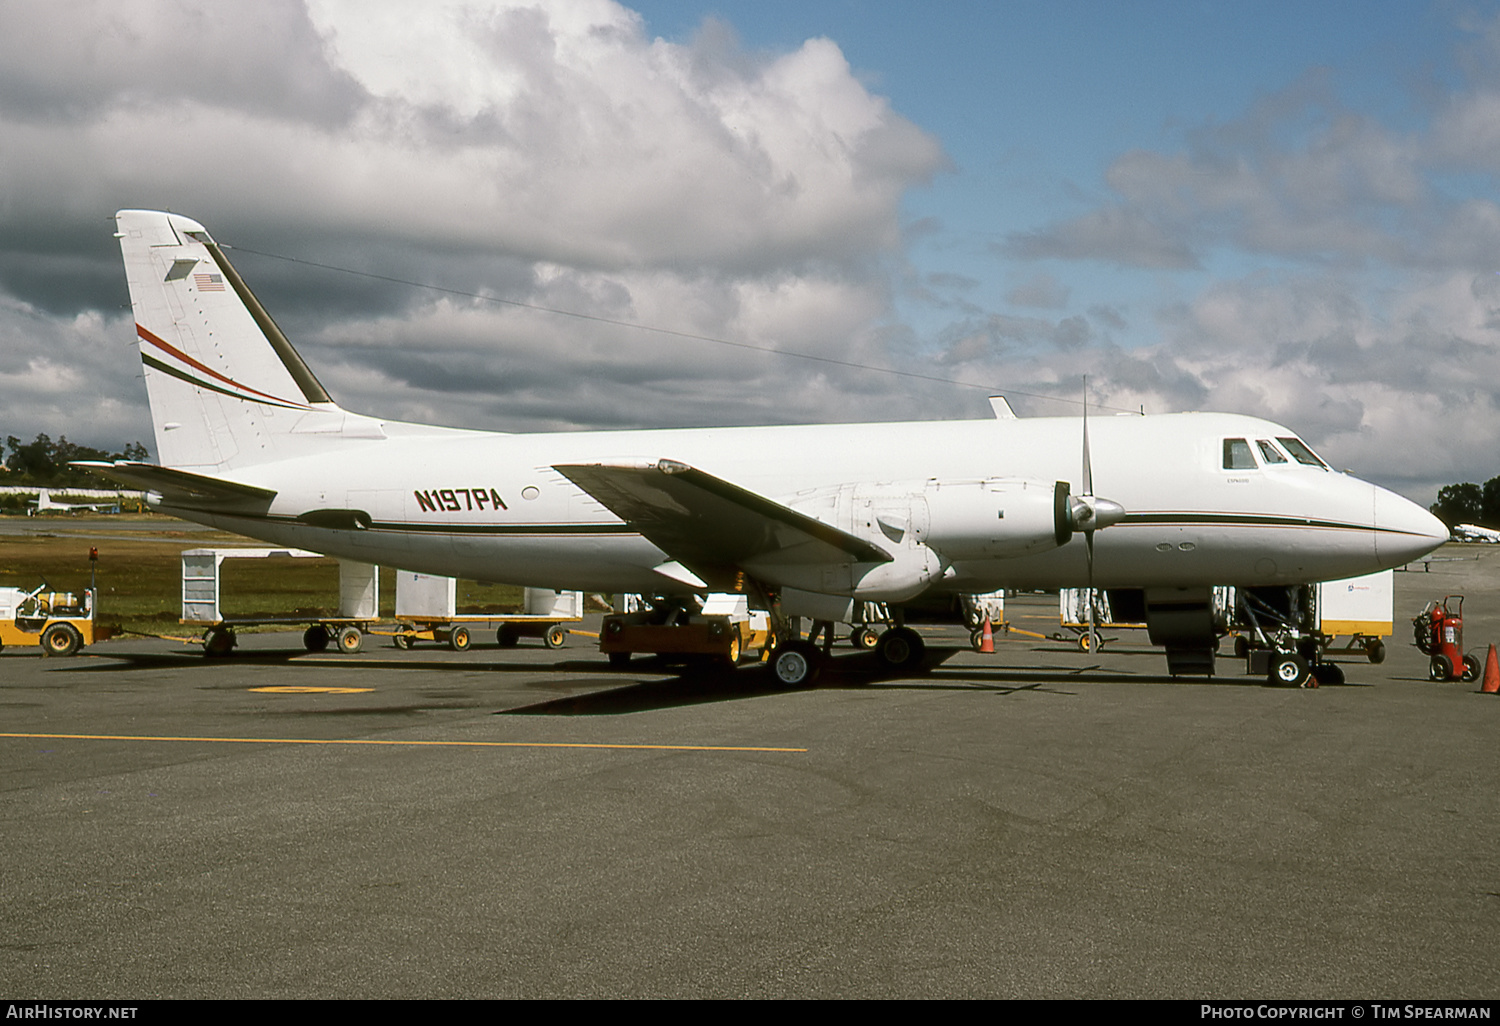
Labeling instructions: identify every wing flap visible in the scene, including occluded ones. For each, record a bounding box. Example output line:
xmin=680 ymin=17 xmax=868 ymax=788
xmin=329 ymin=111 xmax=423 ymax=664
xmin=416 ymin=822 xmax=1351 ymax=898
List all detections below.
xmin=71 ymin=461 xmax=277 ymax=510
xmin=554 ymin=460 xmax=889 ymax=586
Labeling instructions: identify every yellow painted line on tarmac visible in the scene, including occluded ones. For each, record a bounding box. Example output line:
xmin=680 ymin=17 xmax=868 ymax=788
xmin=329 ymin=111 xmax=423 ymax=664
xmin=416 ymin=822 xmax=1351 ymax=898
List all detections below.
xmin=0 ymin=732 xmax=807 ymax=753
xmin=248 ymin=686 xmax=375 ymax=694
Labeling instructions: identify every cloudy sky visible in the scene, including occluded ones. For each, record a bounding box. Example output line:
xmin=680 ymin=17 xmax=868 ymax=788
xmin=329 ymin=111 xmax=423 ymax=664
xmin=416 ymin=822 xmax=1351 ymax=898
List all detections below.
xmin=2 ymin=0 xmax=1499 ymax=501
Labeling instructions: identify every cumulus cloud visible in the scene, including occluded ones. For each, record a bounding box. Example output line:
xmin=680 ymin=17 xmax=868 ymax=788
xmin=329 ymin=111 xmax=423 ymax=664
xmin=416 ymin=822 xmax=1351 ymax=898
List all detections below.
xmin=0 ymin=0 xmax=948 ymax=451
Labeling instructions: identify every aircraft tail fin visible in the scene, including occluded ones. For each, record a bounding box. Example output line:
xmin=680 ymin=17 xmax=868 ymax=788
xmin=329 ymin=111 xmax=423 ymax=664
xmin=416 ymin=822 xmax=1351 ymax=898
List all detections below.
xmin=114 ymin=210 xmax=387 ymax=472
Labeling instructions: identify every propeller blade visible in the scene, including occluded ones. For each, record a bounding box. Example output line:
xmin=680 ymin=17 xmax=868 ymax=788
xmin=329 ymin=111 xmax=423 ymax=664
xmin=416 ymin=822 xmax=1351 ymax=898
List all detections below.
xmin=1082 ymin=379 xmax=1093 ymax=498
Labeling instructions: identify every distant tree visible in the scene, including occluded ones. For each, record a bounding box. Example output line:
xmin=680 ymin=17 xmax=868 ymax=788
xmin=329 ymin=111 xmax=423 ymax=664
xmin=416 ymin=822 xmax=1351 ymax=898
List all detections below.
xmin=3 ymin=433 xmax=151 ymax=486
xmin=1432 ymin=482 xmax=1484 ymax=527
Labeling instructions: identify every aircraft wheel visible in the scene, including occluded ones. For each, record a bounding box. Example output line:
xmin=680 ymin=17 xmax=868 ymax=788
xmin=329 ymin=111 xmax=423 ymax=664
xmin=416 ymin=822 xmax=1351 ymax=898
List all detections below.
xmin=1366 ymin=639 xmax=1385 ymax=664
xmin=1462 ymin=653 xmax=1481 ymax=682
xmin=203 ymin=627 xmax=236 ymax=658
xmin=41 ymin=623 xmax=82 ymax=657
xmin=1269 ymin=651 xmax=1310 ymax=687
xmin=544 ymin=624 xmax=567 ymax=649
xmin=1429 ymin=655 xmax=1453 ymax=681
xmin=770 ymin=641 xmax=821 ymax=688
xmin=337 ymin=626 xmax=363 ymax=654
xmin=851 ymin=626 xmax=879 ymax=650
xmin=496 ymin=625 xmax=519 ymax=647
xmin=875 ymin=627 xmax=925 ymax=671
xmin=450 ymin=626 xmax=471 ymax=652
xmin=303 ymin=625 xmax=330 ymax=652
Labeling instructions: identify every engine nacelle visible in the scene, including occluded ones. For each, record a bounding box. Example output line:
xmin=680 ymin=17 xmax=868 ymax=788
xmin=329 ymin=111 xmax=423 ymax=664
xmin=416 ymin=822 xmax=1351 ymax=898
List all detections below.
xmin=923 ymin=478 xmax=1071 ymax=559
xmin=771 ymin=477 xmax=1072 ymax=603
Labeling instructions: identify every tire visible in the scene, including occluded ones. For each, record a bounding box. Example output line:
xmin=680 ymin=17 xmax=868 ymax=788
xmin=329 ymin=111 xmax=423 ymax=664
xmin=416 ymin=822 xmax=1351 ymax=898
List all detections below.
xmin=1233 ymin=635 xmax=1250 ymax=659
xmin=41 ymin=623 xmax=82 ymax=657
xmin=203 ymin=628 xmax=235 ymax=658
xmin=337 ymin=626 xmax=363 ymax=654
xmin=450 ymin=626 xmax=471 ymax=652
xmin=1366 ymin=639 xmax=1386 ymax=664
xmin=544 ymin=624 xmax=567 ymax=649
xmin=770 ymin=641 xmax=821 ymax=688
xmin=496 ymin=625 xmax=519 ymax=648
xmin=969 ymin=628 xmax=986 ymax=652
xmin=875 ymin=627 xmax=925 ymax=671
xmin=1077 ymin=632 xmax=1093 ymax=653
xmin=303 ymin=625 xmax=330 ymax=652
xmin=393 ymin=632 xmax=413 ymax=650
xmin=722 ymin=631 xmax=742 ymax=669
xmin=851 ymin=626 xmax=879 ymax=650
xmin=1462 ymin=653 xmax=1481 ymax=682
xmin=1311 ymin=662 xmax=1345 ymax=685
xmin=1429 ymin=655 xmax=1453 ymax=681
xmin=1269 ymin=651 xmax=1310 ymax=687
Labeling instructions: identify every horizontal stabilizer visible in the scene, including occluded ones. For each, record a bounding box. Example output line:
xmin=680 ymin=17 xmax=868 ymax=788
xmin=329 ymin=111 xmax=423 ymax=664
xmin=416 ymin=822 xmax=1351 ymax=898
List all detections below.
xmin=555 ymin=459 xmax=890 ymax=587
xmin=71 ymin=461 xmax=277 ymax=510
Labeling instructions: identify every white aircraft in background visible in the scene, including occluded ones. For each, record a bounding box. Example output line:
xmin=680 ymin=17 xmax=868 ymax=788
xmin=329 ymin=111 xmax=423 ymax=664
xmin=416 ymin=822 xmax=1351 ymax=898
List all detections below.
xmin=80 ymin=210 xmax=1447 ymax=684
xmin=27 ymin=489 xmax=119 ymax=515
xmin=1454 ymin=523 xmax=1500 ymax=543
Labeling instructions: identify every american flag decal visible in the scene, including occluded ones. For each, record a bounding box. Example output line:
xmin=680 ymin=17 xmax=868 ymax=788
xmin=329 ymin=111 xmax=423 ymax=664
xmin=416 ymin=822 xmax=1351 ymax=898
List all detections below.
xmin=193 ymin=273 xmax=225 ymax=292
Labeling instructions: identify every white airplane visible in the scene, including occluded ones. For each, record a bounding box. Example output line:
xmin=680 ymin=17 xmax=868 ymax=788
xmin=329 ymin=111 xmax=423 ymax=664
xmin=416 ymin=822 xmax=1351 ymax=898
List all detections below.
xmin=28 ymin=489 xmax=119 ymax=515
xmin=80 ymin=210 xmax=1447 ymax=683
xmin=1454 ymin=523 xmax=1500 ymax=543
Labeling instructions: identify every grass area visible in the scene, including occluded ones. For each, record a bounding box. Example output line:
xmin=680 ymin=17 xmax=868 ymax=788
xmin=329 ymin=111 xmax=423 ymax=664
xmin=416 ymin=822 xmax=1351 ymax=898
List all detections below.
xmin=0 ymin=514 xmax=523 ymax=636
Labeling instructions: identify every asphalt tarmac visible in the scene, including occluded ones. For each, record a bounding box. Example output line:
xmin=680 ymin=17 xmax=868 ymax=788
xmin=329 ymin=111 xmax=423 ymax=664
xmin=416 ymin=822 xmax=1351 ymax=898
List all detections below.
xmin=2 ymin=550 xmax=1498 ymax=999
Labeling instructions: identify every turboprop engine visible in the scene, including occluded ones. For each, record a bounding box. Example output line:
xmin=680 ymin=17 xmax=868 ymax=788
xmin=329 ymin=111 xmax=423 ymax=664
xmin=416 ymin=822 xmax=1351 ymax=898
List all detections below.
xmin=771 ymin=477 xmax=1110 ymax=605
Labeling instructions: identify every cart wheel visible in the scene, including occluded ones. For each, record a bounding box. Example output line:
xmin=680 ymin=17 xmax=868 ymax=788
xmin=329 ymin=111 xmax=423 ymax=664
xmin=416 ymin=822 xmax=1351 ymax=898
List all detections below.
xmin=1462 ymin=653 xmax=1481 ymax=682
xmin=722 ymin=632 xmax=742 ymax=669
xmin=1429 ymin=655 xmax=1453 ymax=681
xmin=969 ymin=628 xmax=986 ymax=652
xmin=450 ymin=626 xmax=471 ymax=651
xmin=496 ymin=625 xmax=519 ymax=647
xmin=1365 ymin=639 xmax=1385 ymax=664
xmin=204 ymin=627 xmax=235 ymax=658
xmin=393 ymin=631 xmax=413 ymax=650
xmin=1077 ymin=633 xmax=1094 ymax=653
xmin=544 ymin=624 xmax=567 ymax=649
xmin=337 ymin=626 xmax=363 ymax=654
xmin=41 ymin=623 xmax=82 ymax=657
xmin=1269 ymin=652 xmax=1310 ymax=687
xmin=303 ymin=625 xmax=330 ymax=652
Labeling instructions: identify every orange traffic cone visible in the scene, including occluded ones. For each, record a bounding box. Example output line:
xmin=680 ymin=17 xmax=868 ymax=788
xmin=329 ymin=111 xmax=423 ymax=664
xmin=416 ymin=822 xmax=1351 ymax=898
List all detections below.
xmin=1482 ymin=644 xmax=1499 ymax=694
xmin=980 ymin=617 xmax=994 ymax=654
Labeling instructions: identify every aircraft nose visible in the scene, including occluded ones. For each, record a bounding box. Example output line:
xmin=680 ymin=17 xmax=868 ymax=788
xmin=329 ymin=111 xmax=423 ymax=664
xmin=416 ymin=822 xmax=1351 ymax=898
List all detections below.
xmin=1373 ymin=486 xmax=1448 ymax=566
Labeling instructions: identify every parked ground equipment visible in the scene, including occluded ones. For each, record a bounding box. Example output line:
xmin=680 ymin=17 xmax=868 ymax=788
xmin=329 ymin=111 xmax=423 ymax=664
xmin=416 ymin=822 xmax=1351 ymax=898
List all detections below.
xmin=379 ymin=573 xmax=584 ymax=651
xmin=1412 ymin=595 xmax=1481 ymax=682
xmin=0 ymin=583 xmax=104 ymax=656
xmin=600 ymin=593 xmax=769 ymax=669
xmin=180 ymin=548 xmax=378 ymax=656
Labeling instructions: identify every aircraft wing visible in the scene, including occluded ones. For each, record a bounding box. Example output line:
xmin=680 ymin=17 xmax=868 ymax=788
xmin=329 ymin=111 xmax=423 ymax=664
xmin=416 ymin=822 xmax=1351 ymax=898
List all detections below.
xmin=70 ymin=461 xmax=277 ymax=510
xmin=554 ymin=459 xmax=890 ymax=588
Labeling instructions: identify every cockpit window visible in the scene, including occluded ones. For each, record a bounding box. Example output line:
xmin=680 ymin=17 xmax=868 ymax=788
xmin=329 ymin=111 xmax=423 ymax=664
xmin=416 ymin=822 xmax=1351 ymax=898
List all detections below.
xmin=1223 ymin=438 xmax=1257 ymax=470
xmin=1256 ymin=439 xmax=1288 ymax=464
xmin=1276 ymin=437 xmax=1328 ymax=468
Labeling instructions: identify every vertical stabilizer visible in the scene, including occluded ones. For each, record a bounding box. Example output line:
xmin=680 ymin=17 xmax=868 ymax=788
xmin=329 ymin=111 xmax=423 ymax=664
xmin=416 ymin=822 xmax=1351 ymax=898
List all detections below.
xmin=115 ymin=210 xmax=381 ymax=471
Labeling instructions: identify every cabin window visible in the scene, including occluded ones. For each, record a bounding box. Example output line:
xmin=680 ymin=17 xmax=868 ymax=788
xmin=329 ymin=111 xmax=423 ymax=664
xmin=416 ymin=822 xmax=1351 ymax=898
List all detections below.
xmin=1256 ymin=439 xmax=1288 ymax=464
xmin=1276 ymin=437 xmax=1328 ymax=468
xmin=1223 ymin=438 xmax=1257 ymax=470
